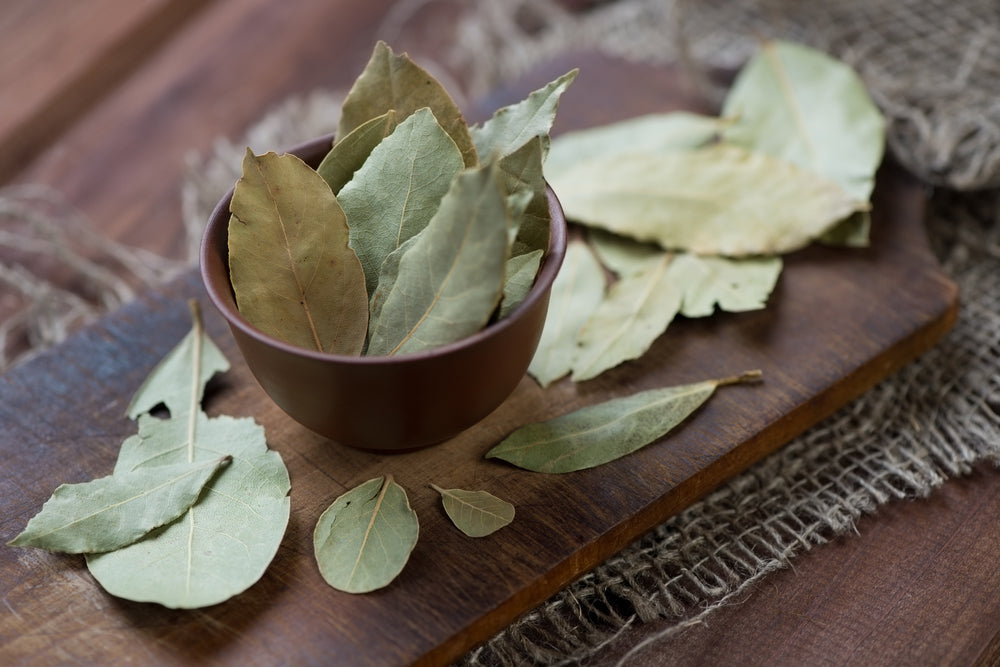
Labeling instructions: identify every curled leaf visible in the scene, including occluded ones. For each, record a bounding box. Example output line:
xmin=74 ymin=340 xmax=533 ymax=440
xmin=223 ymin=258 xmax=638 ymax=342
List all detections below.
xmin=314 ymin=475 xmax=419 ymax=594
xmin=317 ymin=110 xmax=399 ymax=195
xmin=500 ymin=249 xmax=544 ymax=320
xmin=431 ymin=484 xmax=514 ymax=537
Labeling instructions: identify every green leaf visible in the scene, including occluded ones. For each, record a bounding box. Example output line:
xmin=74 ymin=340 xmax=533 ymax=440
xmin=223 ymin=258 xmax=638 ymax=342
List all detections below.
xmin=313 ymin=475 xmax=419 ymax=594
xmin=430 ymin=484 xmax=514 ymax=538
xmin=528 ymin=241 xmax=606 ymax=387
xmin=338 ymin=41 xmax=477 ymax=167
xmin=545 ymin=111 xmax=728 ymax=177
xmin=548 ymin=144 xmax=864 ymax=256
xmin=8 ymin=456 xmax=229 ymax=554
xmin=366 ymin=162 xmax=511 ymax=356
xmin=571 ymin=253 xmax=682 ymax=381
xmin=587 ymin=228 xmax=665 ymax=277
xmin=317 ymin=110 xmax=399 ymax=195
xmin=228 ymin=149 xmax=369 ymax=354
xmin=338 ymin=108 xmax=465 ymax=300
xmin=497 ymin=136 xmax=550 ymax=257
xmin=471 ymin=69 xmax=578 ymax=160
xmin=670 ymin=253 xmax=783 ymax=318
xmin=486 ymin=371 xmax=762 ymax=472
xmin=127 ymin=301 xmax=229 ymax=420
xmin=499 ymin=249 xmax=543 ymax=319
xmin=86 ymin=414 xmax=291 ymax=608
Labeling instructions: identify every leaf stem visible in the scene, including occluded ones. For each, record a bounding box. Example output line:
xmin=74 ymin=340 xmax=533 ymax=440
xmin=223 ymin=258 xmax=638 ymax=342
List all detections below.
xmin=717 ymin=369 xmax=763 ymax=387
xmin=186 ymin=299 xmax=203 ymax=463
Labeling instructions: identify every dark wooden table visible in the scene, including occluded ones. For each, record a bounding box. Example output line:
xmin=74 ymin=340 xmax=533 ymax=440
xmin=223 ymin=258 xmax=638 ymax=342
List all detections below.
xmin=1 ymin=2 xmax=998 ymax=665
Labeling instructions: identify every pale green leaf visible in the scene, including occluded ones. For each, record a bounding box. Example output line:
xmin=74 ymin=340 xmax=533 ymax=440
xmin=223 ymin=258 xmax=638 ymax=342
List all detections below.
xmin=127 ymin=301 xmax=229 ymax=420
xmin=587 ymin=228 xmax=665 ymax=277
xmin=87 ymin=413 xmax=291 ymax=609
xmin=820 ymin=211 xmax=871 ymax=247
xmin=572 ymin=253 xmax=682 ymax=381
xmin=366 ymin=162 xmax=510 ymax=356
xmin=430 ymin=484 xmax=514 ymax=537
xmin=471 ymin=69 xmax=578 ymax=160
xmin=497 ymin=136 xmax=550 ymax=257
xmin=8 ymin=456 xmax=229 ymax=554
xmin=338 ymin=41 xmax=477 ymax=167
xmin=500 ymin=249 xmax=544 ymax=320
xmin=548 ymin=144 xmax=864 ymax=256
xmin=317 ymin=110 xmax=399 ymax=195
xmin=528 ymin=241 xmax=606 ymax=387
xmin=314 ymin=475 xmax=419 ymax=594
xmin=229 ymin=149 xmax=369 ymax=354
xmin=486 ymin=371 xmax=762 ymax=472
xmin=338 ymin=108 xmax=464 ymax=300
xmin=670 ymin=253 xmax=783 ymax=318
xmin=545 ymin=111 xmax=727 ymax=178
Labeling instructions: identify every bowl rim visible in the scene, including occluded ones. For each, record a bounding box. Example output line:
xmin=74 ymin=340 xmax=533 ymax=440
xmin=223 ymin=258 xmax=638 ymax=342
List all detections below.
xmin=199 ymin=134 xmax=568 ymax=366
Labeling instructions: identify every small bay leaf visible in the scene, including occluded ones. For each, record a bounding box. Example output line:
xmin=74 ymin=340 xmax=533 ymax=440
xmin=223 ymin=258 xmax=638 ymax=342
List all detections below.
xmin=338 ymin=108 xmax=464 ymax=299
xmin=486 ymin=371 xmax=762 ymax=473
xmin=548 ymin=144 xmax=864 ymax=256
xmin=670 ymin=253 xmax=783 ymax=318
xmin=229 ymin=149 xmax=368 ymax=354
xmin=497 ymin=136 xmax=550 ymax=257
xmin=587 ymin=228 xmax=665 ymax=277
xmin=499 ymin=249 xmax=544 ymax=320
xmin=571 ymin=253 xmax=682 ymax=382
xmin=317 ymin=109 xmax=399 ymax=195
xmin=366 ymin=162 xmax=510 ymax=356
xmin=471 ymin=69 xmax=578 ymax=160
xmin=8 ymin=456 xmax=230 ymax=554
xmin=527 ymin=241 xmax=606 ymax=387
xmin=338 ymin=41 xmax=477 ymax=167
xmin=430 ymin=484 xmax=514 ymax=538
xmin=313 ymin=475 xmax=419 ymax=594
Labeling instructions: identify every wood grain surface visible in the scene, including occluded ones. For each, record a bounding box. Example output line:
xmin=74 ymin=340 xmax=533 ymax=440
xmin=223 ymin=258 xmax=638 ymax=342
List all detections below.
xmin=0 ymin=48 xmax=957 ymax=666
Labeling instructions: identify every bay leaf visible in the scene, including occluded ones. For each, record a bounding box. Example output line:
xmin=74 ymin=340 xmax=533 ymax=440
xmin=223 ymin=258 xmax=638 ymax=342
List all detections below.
xmin=486 ymin=371 xmax=762 ymax=473
xmin=470 ymin=69 xmax=578 ymax=161
xmin=127 ymin=300 xmax=229 ymax=420
xmin=8 ymin=456 xmax=229 ymax=554
xmin=571 ymin=253 xmax=682 ymax=382
xmin=587 ymin=228 xmax=665 ymax=277
xmin=545 ymin=111 xmax=727 ymax=178
xmin=366 ymin=162 xmax=510 ymax=356
xmin=338 ymin=108 xmax=464 ymax=300
xmin=499 ymin=249 xmax=544 ymax=320
xmin=229 ymin=149 xmax=368 ymax=354
xmin=547 ymin=144 xmax=864 ymax=256
xmin=497 ymin=136 xmax=550 ymax=257
xmin=430 ymin=484 xmax=514 ymax=538
xmin=316 ymin=109 xmax=399 ymax=195
xmin=87 ymin=413 xmax=291 ymax=609
xmin=338 ymin=41 xmax=477 ymax=167
xmin=313 ymin=475 xmax=419 ymax=594
xmin=527 ymin=241 xmax=606 ymax=387
xmin=669 ymin=253 xmax=783 ymax=318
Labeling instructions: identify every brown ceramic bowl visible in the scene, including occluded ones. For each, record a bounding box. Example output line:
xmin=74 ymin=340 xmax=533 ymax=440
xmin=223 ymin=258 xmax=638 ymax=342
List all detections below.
xmin=200 ymin=134 xmax=567 ymax=452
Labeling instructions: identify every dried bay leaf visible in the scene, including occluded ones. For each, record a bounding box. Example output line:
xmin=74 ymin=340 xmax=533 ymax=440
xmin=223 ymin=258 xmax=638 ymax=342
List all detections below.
xmin=338 ymin=41 xmax=477 ymax=168
xmin=8 ymin=456 xmax=230 ymax=554
xmin=313 ymin=475 xmax=418 ymax=594
xmin=548 ymin=144 xmax=863 ymax=256
xmin=430 ymin=484 xmax=514 ymax=538
xmin=486 ymin=371 xmax=762 ymax=473
xmin=587 ymin=228 xmax=665 ymax=277
xmin=338 ymin=108 xmax=464 ymax=300
xmin=229 ymin=149 xmax=368 ymax=354
xmin=497 ymin=136 xmax=550 ymax=257
xmin=317 ymin=109 xmax=399 ymax=195
xmin=528 ymin=241 xmax=606 ymax=387
xmin=571 ymin=254 xmax=682 ymax=382
xmin=470 ymin=69 xmax=578 ymax=161
xmin=500 ymin=249 xmax=544 ymax=319
xmin=671 ymin=253 xmax=783 ymax=318
xmin=366 ymin=162 xmax=510 ymax=356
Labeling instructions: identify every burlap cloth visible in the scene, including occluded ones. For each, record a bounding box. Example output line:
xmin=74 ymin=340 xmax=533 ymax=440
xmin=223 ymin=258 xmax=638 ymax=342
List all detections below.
xmin=2 ymin=1 xmax=998 ymax=664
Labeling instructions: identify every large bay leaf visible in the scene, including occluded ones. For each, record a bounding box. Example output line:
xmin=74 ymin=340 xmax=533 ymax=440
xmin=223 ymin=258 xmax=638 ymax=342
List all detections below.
xmin=430 ymin=484 xmax=514 ymax=538
xmin=8 ymin=456 xmax=229 ymax=554
xmin=338 ymin=41 xmax=477 ymax=167
xmin=87 ymin=413 xmax=290 ymax=608
xmin=470 ymin=69 xmax=578 ymax=160
xmin=548 ymin=144 xmax=863 ymax=256
xmin=571 ymin=254 xmax=682 ymax=381
xmin=229 ymin=149 xmax=368 ymax=354
xmin=499 ymin=249 xmax=544 ymax=320
xmin=313 ymin=475 xmax=419 ymax=594
xmin=545 ymin=111 xmax=727 ymax=178
xmin=486 ymin=371 xmax=762 ymax=473
xmin=366 ymin=162 xmax=510 ymax=356
xmin=527 ymin=241 xmax=606 ymax=387
xmin=671 ymin=253 xmax=783 ymax=318
xmin=338 ymin=108 xmax=464 ymax=299
xmin=317 ymin=110 xmax=399 ymax=195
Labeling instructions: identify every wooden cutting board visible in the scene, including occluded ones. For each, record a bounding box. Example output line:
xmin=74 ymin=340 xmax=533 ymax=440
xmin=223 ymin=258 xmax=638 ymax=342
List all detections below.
xmin=0 ymin=53 xmax=957 ymax=666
